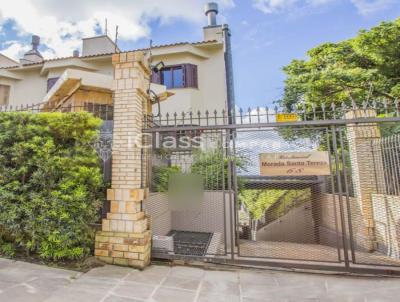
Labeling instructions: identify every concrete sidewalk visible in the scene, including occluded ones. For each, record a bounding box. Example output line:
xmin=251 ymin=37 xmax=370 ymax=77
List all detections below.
xmin=0 ymin=258 xmax=400 ymax=301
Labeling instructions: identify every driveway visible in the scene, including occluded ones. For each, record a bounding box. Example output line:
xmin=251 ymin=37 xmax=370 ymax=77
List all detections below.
xmin=0 ymin=258 xmax=400 ymax=302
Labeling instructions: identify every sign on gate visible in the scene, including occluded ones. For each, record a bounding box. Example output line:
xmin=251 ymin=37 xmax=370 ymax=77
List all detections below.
xmin=260 ymin=151 xmax=330 ymax=176
xmin=276 ymin=113 xmax=298 ymax=122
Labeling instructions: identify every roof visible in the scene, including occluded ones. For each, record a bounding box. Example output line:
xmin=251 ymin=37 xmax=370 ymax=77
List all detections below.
xmin=0 ymin=40 xmax=219 ymax=70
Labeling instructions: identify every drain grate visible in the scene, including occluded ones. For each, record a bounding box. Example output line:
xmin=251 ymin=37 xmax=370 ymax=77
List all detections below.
xmin=167 ymin=230 xmax=212 ymax=256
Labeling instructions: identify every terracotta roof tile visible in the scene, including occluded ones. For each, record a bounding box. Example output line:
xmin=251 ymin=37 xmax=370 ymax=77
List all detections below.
xmin=0 ymin=40 xmax=219 ymax=70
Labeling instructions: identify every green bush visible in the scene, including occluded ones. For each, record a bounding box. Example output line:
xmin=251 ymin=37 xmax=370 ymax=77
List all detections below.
xmin=151 ymin=166 xmax=181 ymax=192
xmin=191 ymin=149 xmax=247 ymax=190
xmin=0 ymin=112 xmax=104 ymax=261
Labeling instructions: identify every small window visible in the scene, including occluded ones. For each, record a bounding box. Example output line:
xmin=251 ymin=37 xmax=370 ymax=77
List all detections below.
xmin=161 ymin=66 xmax=184 ymax=89
xmin=47 ymin=77 xmax=59 ymax=92
xmin=0 ymin=85 xmax=10 ymax=105
xmin=151 ymin=64 xmax=198 ymax=89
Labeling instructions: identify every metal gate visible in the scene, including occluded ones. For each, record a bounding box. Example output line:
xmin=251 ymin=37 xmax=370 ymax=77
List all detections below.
xmin=143 ymin=102 xmax=400 ymax=274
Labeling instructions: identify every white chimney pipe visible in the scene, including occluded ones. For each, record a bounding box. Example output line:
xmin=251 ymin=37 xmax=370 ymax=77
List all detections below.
xmin=204 ymin=2 xmax=218 ymax=27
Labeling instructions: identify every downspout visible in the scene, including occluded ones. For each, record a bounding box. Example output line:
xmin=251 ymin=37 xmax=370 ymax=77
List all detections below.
xmin=222 ymin=24 xmax=236 ymax=124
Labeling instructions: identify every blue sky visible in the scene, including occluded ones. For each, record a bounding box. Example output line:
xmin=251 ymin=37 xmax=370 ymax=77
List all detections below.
xmin=0 ymin=0 xmax=399 ymax=108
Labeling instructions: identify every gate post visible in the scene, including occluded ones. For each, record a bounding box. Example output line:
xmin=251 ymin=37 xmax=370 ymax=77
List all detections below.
xmin=95 ymin=51 xmax=152 ymax=268
xmin=345 ymin=109 xmax=381 ymax=252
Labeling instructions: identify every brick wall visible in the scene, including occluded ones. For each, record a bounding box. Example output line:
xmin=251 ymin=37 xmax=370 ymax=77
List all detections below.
xmin=95 ymin=51 xmax=152 ymax=269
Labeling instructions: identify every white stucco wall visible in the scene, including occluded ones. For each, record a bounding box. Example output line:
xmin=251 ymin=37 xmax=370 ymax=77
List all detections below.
xmin=1 ymin=42 xmax=227 ymax=114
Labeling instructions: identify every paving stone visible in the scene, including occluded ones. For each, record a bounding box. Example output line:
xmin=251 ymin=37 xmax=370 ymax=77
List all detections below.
xmin=84 ymin=265 xmax=134 ymax=280
xmin=198 ymin=292 xmax=241 ymax=302
xmin=2 ymin=259 xmax=400 ymax=302
xmin=125 ymin=266 xmax=169 ymax=285
xmin=152 ymin=286 xmax=196 ymax=302
xmin=169 ymin=266 xmax=204 ymax=279
xmin=106 ymin=296 xmax=143 ymax=302
xmin=112 ymin=280 xmax=155 ymax=300
xmin=200 ymin=279 xmax=240 ymax=296
xmin=44 ymin=287 xmax=108 ymax=302
xmin=203 ymin=270 xmax=239 ymax=283
xmin=161 ymin=275 xmax=201 ymax=291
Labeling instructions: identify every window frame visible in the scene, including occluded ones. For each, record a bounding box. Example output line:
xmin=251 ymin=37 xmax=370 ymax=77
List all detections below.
xmin=151 ymin=64 xmax=198 ymax=89
xmin=160 ymin=65 xmax=184 ymax=89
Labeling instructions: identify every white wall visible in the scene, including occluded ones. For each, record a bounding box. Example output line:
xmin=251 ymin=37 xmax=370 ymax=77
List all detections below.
xmin=154 ymin=47 xmax=227 ymax=116
xmin=2 ymin=43 xmax=227 ymax=114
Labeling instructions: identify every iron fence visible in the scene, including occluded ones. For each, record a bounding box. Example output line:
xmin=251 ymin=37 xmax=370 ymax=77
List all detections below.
xmin=144 ymin=99 xmax=400 ymax=129
xmin=0 ymin=102 xmax=114 ymax=121
xmin=372 ymin=134 xmax=400 ymax=196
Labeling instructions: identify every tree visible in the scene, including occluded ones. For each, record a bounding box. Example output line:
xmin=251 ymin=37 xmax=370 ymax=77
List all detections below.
xmin=239 ymin=189 xmax=310 ymax=241
xmin=279 ymin=19 xmax=400 ymax=116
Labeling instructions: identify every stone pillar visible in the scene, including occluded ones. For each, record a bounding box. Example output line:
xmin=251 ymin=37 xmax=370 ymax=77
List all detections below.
xmin=95 ymin=51 xmax=152 ymax=268
xmin=345 ymin=109 xmax=381 ymax=251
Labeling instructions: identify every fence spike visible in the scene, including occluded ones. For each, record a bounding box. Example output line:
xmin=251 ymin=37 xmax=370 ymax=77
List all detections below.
xmin=352 ymin=100 xmax=357 ymax=110
xmin=312 ymin=103 xmax=316 ymax=120
xmin=383 ymin=99 xmax=388 ymax=115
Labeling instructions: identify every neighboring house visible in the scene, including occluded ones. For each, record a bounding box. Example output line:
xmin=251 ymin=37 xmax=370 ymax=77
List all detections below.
xmin=0 ymin=3 xmax=234 ymax=118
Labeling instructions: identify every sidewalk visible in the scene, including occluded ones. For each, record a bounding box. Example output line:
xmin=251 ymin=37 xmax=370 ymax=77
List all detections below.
xmin=0 ymin=258 xmax=400 ymax=301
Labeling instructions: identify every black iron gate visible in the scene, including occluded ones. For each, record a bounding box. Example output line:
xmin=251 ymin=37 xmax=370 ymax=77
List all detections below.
xmin=143 ymin=102 xmax=400 ymax=274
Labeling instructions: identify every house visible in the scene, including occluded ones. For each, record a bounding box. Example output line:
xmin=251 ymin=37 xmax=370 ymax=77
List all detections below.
xmin=0 ymin=2 xmax=234 ymax=118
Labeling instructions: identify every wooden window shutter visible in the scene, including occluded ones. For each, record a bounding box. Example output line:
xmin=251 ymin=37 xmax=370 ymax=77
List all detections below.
xmin=151 ymin=71 xmax=161 ymax=84
xmin=183 ymin=64 xmax=198 ymax=88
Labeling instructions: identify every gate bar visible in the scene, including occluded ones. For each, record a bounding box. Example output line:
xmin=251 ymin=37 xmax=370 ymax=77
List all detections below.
xmin=339 ymin=128 xmax=357 ymax=263
xmin=143 ymin=117 xmax=400 ymax=132
xmin=331 ymin=125 xmax=350 ymax=269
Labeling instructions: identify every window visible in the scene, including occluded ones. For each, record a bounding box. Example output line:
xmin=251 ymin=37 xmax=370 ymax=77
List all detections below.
xmin=47 ymin=77 xmax=59 ymax=92
xmin=151 ymin=64 xmax=198 ymax=89
xmin=84 ymin=103 xmax=114 ymax=121
xmin=0 ymin=85 xmax=10 ymax=105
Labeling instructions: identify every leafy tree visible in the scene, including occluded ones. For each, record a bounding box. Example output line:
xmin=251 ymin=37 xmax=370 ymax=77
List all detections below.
xmin=0 ymin=112 xmax=103 ymax=261
xmin=191 ymin=149 xmax=248 ymax=190
xmin=279 ymin=19 xmax=400 ymax=117
xmin=239 ymin=189 xmax=310 ymax=240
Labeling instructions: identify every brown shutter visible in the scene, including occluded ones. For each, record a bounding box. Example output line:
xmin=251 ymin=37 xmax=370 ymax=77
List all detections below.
xmin=183 ymin=64 xmax=198 ymax=88
xmin=151 ymin=71 xmax=161 ymax=84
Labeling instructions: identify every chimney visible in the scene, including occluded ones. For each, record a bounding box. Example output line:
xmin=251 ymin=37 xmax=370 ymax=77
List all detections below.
xmin=32 ymin=35 xmax=40 ymax=51
xmin=73 ymin=49 xmax=80 ymax=57
xmin=203 ymin=2 xmax=223 ymax=42
xmin=20 ymin=35 xmax=44 ymax=65
xmin=204 ymin=2 xmax=218 ymax=27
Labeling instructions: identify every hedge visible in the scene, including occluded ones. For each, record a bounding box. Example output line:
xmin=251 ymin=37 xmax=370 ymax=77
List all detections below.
xmin=0 ymin=112 xmax=104 ymax=261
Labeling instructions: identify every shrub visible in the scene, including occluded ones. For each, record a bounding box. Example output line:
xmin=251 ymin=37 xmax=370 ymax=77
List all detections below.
xmin=151 ymin=165 xmax=181 ymax=192
xmin=191 ymin=149 xmax=247 ymax=190
xmin=0 ymin=112 xmax=103 ymax=261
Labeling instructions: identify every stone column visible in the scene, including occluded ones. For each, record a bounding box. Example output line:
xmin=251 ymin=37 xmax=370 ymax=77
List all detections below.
xmin=95 ymin=51 xmax=152 ymax=268
xmin=345 ymin=109 xmax=381 ymax=251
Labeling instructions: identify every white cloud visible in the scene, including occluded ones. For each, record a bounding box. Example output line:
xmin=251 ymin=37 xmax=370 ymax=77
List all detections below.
xmin=253 ymin=0 xmax=396 ymax=14
xmin=252 ymin=0 xmax=332 ymax=14
xmin=350 ymin=0 xmax=395 ymax=15
xmin=0 ymin=0 xmax=234 ymax=60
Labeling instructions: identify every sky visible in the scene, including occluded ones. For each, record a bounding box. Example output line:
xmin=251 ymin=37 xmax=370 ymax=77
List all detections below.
xmin=0 ymin=0 xmax=399 ymax=108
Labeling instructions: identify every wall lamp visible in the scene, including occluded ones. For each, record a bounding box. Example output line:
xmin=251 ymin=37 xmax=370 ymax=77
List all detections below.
xmin=151 ymin=61 xmax=165 ymax=73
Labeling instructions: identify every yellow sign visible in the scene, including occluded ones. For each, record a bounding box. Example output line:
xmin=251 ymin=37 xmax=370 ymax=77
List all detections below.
xmin=260 ymin=151 xmax=331 ymax=176
xmin=276 ymin=113 xmax=298 ymax=122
